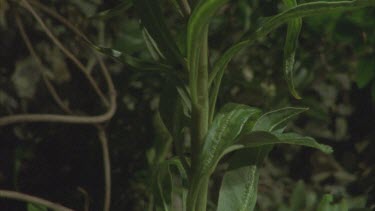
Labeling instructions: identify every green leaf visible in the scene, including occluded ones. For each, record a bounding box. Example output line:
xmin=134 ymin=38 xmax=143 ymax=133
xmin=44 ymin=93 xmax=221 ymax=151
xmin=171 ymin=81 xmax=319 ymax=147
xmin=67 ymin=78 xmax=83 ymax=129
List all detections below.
xmin=209 ymin=0 xmax=375 ymax=107
xmin=283 ymin=0 xmax=303 ymax=99
xmin=27 ymin=203 xmax=48 ymax=211
xmin=159 ymin=82 xmax=190 ymax=170
xmin=290 ymin=180 xmax=306 ymax=210
xmin=152 ymin=158 xmax=188 ymax=211
xmin=197 ymin=103 xmax=261 ymax=176
xmin=142 ymin=29 xmax=165 ymax=61
xmin=217 ymin=165 xmax=259 ymax=211
xmin=224 ymin=107 xmax=308 ymax=170
xmin=317 ymin=194 xmax=334 ymax=211
xmin=356 ymin=59 xmax=375 ymax=88
xmin=89 ymin=0 xmax=132 ymax=20
xmin=253 ymin=107 xmax=308 ymax=132
xmin=235 ymin=131 xmax=333 ymax=154
xmin=146 ymin=112 xmax=172 ymax=165
xmin=133 ymin=0 xmax=185 ymax=66
xmin=93 ymin=46 xmax=174 ymax=74
xmin=187 ymin=0 xmax=228 ymax=101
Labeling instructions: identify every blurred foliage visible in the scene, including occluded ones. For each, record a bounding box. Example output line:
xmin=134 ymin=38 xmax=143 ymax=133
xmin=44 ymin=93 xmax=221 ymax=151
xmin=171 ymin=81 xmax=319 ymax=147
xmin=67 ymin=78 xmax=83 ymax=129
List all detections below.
xmin=0 ymin=0 xmax=374 ymax=210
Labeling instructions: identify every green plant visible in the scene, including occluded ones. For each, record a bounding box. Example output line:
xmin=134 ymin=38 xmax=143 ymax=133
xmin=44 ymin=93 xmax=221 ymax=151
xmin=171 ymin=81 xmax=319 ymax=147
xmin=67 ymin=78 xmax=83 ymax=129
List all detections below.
xmin=1 ymin=0 xmax=374 ymax=210
xmin=89 ymin=0 xmax=375 ymax=210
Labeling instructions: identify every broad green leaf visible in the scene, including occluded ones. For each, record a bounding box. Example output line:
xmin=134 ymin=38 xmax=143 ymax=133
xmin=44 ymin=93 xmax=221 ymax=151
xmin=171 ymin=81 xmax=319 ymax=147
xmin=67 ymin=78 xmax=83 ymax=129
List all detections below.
xmin=27 ymin=203 xmax=48 ymax=211
xmin=283 ymin=0 xmax=303 ymax=99
xmin=209 ymin=0 xmax=375 ymax=108
xmin=224 ymin=107 xmax=308 ymax=170
xmin=217 ymin=165 xmax=258 ymax=211
xmin=356 ymin=58 xmax=375 ymax=88
xmin=196 ymin=103 xmax=261 ymax=176
xmin=89 ymin=0 xmax=132 ymax=20
xmin=235 ymin=131 xmax=333 ymax=154
xmin=133 ymin=0 xmax=185 ymax=67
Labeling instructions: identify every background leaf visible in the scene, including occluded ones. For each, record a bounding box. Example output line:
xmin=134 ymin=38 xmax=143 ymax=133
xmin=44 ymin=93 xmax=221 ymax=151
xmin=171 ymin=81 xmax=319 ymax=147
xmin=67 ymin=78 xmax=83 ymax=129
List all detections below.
xmin=356 ymin=58 xmax=375 ymax=88
xmin=133 ymin=0 xmax=185 ymax=66
xmin=89 ymin=0 xmax=133 ymax=20
xmin=217 ymin=165 xmax=258 ymax=211
xmin=283 ymin=0 xmax=303 ymax=99
xmin=27 ymin=203 xmax=48 ymax=211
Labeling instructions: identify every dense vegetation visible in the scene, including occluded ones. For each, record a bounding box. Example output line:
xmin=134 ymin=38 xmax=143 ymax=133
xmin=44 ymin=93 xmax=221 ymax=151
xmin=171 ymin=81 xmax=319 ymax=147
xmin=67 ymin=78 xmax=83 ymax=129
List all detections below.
xmin=0 ymin=0 xmax=374 ymax=210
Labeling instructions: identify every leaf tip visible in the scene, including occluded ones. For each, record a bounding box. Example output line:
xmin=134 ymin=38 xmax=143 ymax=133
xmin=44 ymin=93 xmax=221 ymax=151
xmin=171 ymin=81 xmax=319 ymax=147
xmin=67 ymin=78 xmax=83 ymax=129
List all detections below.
xmin=323 ymin=145 xmax=334 ymax=154
xmin=290 ymin=88 xmax=302 ymax=100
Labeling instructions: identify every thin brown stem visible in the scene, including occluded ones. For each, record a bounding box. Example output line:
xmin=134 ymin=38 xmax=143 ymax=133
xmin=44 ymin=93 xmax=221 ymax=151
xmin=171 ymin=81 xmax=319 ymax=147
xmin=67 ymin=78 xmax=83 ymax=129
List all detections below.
xmin=0 ymin=98 xmax=116 ymax=126
xmin=20 ymin=0 xmax=109 ymax=107
xmin=28 ymin=0 xmax=91 ymax=44
xmin=15 ymin=12 xmax=73 ymax=114
xmin=97 ymin=126 xmax=111 ymax=211
xmin=77 ymin=187 xmax=90 ymax=211
xmin=11 ymin=3 xmax=117 ymax=211
xmin=0 ymin=190 xmax=73 ymax=211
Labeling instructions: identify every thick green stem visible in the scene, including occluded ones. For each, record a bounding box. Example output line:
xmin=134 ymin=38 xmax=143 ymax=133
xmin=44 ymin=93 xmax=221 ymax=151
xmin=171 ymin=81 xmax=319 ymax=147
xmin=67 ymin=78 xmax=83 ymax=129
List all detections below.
xmin=189 ymin=25 xmax=209 ymax=211
xmin=186 ymin=175 xmax=209 ymax=211
xmin=190 ymin=26 xmax=209 ymax=172
xmin=195 ymin=177 xmax=209 ymax=211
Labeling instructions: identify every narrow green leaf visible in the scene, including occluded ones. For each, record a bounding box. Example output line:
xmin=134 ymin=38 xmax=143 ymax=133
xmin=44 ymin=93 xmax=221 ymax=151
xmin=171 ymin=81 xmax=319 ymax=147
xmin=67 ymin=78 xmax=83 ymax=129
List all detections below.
xmin=89 ymin=0 xmax=132 ymax=20
xmin=169 ymin=0 xmax=191 ymax=17
xmin=152 ymin=158 xmax=188 ymax=211
xmin=27 ymin=203 xmax=48 ymax=211
xmin=217 ymin=165 xmax=259 ymax=211
xmin=142 ymin=29 xmax=165 ymax=61
xmin=133 ymin=0 xmax=185 ymax=66
xmin=253 ymin=107 xmax=308 ymax=132
xmin=197 ymin=103 xmax=261 ymax=176
xmin=209 ymin=0 xmax=375 ymax=109
xmin=93 ymin=46 xmax=174 ymax=74
xmin=283 ymin=0 xmax=303 ymax=99
xmin=236 ymin=131 xmax=333 ymax=154
xmin=187 ymin=0 xmax=228 ymax=101
xmin=147 ymin=112 xmax=172 ymax=165
xmin=159 ymin=83 xmax=190 ymax=170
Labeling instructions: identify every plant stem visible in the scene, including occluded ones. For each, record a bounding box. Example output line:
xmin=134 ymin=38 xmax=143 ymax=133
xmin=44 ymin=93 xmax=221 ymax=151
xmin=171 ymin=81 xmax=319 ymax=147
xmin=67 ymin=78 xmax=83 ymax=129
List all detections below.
xmin=189 ymin=25 xmax=209 ymax=211
xmin=195 ymin=177 xmax=209 ymax=211
xmin=186 ymin=175 xmax=209 ymax=211
xmin=21 ymin=0 xmax=109 ymax=107
xmin=191 ymin=26 xmax=209 ymax=172
xmin=0 ymin=190 xmax=73 ymax=211
xmin=97 ymin=127 xmax=111 ymax=211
